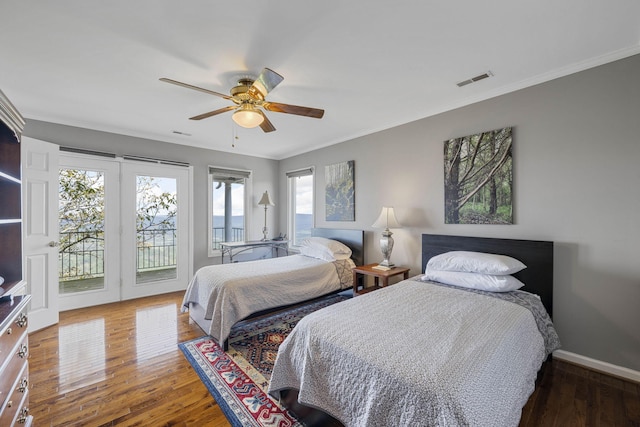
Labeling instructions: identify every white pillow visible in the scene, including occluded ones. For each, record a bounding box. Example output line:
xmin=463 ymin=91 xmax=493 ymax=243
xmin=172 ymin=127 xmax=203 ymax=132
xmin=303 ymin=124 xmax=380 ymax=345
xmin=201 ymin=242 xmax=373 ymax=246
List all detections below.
xmin=299 ymin=245 xmax=351 ymax=262
xmin=331 ymin=252 xmax=352 ymax=261
xmin=422 ymin=269 xmax=525 ymax=292
xmin=426 ymin=251 xmax=526 ymax=275
xmin=299 ymin=245 xmax=332 ymax=261
xmin=299 ymin=237 xmax=352 ymax=257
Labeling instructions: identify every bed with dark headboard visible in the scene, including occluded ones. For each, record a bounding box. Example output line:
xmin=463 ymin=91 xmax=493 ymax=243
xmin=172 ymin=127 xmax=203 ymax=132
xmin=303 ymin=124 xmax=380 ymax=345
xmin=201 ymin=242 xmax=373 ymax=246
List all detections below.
xmin=182 ymin=227 xmax=364 ymax=349
xmin=311 ymin=227 xmax=364 ymax=266
xmin=272 ymin=233 xmax=557 ymax=427
xmin=421 ymin=234 xmax=554 ymax=316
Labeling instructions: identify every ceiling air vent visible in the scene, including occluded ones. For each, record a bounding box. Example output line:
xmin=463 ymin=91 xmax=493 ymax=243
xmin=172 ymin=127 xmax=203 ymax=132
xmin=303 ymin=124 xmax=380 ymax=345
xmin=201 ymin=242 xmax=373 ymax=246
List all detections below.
xmin=457 ymin=71 xmax=493 ymax=87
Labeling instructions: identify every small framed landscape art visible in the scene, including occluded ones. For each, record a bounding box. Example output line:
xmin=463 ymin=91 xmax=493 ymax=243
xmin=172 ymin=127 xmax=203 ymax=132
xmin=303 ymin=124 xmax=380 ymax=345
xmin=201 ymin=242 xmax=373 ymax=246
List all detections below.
xmin=443 ymin=127 xmax=513 ymax=224
xmin=325 ymin=160 xmax=355 ymax=221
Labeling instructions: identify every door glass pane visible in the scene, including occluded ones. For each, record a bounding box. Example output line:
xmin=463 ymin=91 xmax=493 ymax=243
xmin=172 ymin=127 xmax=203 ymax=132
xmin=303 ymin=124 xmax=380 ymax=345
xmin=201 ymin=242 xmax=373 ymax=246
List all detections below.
xmin=212 ymin=179 xmax=244 ymax=250
xmin=136 ymin=176 xmax=177 ymax=284
xmin=59 ymin=168 xmax=105 ymax=293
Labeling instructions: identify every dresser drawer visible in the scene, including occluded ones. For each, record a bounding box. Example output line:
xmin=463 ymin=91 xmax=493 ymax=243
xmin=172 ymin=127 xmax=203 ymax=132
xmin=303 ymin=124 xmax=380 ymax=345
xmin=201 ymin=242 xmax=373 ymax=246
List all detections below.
xmin=0 ymin=334 xmax=28 ymax=410
xmin=0 ymin=362 xmax=29 ymax=426
xmin=0 ymin=306 xmax=28 ymax=362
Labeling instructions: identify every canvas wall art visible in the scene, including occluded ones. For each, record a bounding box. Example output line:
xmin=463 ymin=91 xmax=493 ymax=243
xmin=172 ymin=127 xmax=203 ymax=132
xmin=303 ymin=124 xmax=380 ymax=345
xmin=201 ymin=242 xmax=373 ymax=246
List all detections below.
xmin=443 ymin=127 xmax=513 ymax=224
xmin=325 ymin=160 xmax=355 ymax=221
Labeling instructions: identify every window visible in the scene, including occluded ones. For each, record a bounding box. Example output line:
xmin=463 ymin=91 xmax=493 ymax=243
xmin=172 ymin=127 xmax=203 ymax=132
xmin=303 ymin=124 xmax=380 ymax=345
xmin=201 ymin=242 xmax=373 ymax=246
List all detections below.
xmin=208 ymin=166 xmax=251 ymax=256
xmin=287 ymin=168 xmax=314 ymax=246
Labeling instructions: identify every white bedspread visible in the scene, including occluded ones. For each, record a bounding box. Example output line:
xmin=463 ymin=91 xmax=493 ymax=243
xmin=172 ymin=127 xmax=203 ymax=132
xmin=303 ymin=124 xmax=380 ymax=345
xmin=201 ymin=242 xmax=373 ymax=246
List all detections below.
xmin=269 ymin=278 xmax=560 ymax=427
xmin=182 ymin=254 xmax=354 ymax=344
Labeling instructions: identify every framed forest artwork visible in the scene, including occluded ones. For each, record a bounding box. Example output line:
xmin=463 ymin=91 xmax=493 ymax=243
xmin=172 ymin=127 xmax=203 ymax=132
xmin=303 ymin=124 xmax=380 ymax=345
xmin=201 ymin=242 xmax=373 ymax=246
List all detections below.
xmin=325 ymin=160 xmax=355 ymax=221
xmin=444 ymin=127 xmax=513 ymax=224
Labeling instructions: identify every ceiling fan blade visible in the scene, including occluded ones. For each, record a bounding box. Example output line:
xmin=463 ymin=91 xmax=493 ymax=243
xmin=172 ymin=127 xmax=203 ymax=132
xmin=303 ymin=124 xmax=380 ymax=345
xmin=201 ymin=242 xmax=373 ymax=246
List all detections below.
xmin=189 ymin=105 xmax=236 ymax=120
xmin=160 ymin=78 xmax=233 ymax=100
xmin=258 ymin=111 xmax=276 ymax=133
xmin=262 ymin=101 xmax=324 ymax=119
xmin=249 ymin=68 xmax=284 ymax=99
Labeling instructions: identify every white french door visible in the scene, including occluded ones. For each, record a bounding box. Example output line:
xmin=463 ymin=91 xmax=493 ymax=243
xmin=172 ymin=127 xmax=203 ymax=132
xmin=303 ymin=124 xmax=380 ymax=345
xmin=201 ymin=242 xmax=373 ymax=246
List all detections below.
xmin=120 ymin=161 xmax=191 ymax=300
xmin=57 ymin=153 xmax=192 ymax=310
xmin=58 ymin=154 xmax=121 ymax=311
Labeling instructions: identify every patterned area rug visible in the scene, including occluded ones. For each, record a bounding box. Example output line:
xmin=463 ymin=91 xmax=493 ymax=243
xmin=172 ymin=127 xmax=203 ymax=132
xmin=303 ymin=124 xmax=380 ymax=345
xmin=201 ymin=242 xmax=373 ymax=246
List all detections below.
xmin=179 ymin=293 xmax=349 ymax=427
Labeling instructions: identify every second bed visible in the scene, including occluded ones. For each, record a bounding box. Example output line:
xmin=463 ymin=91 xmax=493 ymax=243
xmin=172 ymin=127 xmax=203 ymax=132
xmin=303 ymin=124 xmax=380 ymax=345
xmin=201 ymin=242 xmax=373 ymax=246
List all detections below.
xmin=182 ymin=228 xmax=364 ymax=347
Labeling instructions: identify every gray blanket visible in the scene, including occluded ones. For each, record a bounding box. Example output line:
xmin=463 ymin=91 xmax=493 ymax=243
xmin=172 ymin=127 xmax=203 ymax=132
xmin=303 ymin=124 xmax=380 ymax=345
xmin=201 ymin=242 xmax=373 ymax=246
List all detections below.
xmin=269 ymin=277 xmax=560 ymax=426
xmin=182 ymin=254 xmax=354 ymax=344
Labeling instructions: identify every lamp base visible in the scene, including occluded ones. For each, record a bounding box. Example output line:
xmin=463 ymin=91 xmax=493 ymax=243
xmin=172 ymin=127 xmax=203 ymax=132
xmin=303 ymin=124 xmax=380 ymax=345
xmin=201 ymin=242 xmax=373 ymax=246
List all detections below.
xmin=261 ymin=226 xmax=268 ymax=241
xmin=377 ymin=230 xmax=395 ymax=269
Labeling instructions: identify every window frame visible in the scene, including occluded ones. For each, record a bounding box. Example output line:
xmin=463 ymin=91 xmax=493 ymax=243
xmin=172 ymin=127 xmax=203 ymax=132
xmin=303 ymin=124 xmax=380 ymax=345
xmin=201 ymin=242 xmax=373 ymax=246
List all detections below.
xmin=208 ymin=166 xmax=252 ymax=257
xmin=286 ymin=167 xmax=315 ymax=247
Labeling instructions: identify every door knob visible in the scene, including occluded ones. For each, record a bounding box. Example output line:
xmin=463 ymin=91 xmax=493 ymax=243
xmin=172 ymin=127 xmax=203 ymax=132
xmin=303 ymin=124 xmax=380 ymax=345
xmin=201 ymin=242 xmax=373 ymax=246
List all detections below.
xmin=48 ymin=241 xmax=59 ymax=247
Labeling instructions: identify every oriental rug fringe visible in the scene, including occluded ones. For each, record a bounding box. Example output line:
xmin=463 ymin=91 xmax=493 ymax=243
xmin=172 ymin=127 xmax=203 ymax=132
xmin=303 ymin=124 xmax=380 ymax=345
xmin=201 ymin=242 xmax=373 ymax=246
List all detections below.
xmin=179 ymin=294 xmax=349 ymax=427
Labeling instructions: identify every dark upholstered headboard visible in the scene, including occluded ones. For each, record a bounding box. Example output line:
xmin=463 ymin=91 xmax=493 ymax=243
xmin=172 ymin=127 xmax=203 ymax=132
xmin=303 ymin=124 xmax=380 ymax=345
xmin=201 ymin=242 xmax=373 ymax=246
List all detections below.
xmin=311 ymin=228 xmax=364 ymax=267
xmin=422 ymin=234 xmax=554 ymax=317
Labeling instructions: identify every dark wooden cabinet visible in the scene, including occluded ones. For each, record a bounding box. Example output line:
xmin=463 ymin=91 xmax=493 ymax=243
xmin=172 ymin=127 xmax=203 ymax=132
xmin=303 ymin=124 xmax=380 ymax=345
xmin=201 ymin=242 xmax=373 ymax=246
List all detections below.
xmin=0 ymin=89 xmax=32 ymax=425
xmin=0 ymin=90 xmax=25 ymax=297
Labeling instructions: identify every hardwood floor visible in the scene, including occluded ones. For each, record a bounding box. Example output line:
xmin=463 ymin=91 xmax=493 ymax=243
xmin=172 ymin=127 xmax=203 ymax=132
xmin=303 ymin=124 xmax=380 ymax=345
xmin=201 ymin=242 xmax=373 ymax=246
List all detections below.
xmin=521 ymin=359 xmax=640 ymax=426
xmin=29 ymin=291 xmax=230 ymax=427
xmin=28 ymin=292 xmax=639 ymax=426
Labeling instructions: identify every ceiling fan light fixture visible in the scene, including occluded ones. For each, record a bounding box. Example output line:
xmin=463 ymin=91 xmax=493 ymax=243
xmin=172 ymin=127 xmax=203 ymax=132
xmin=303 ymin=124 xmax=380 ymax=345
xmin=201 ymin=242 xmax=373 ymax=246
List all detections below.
xmin=232 ymin=104 xmax=264 ymax=128
xmin=160 ymin=68 xmax=322 ymax=133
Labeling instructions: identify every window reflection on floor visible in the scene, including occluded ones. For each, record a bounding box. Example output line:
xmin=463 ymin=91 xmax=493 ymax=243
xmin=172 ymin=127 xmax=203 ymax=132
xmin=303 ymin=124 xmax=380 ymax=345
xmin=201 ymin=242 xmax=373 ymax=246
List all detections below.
xmin=58 ymin=318 xmax=106 ymax=393
xmin=135 ymin=303 xmax=178 ymax=361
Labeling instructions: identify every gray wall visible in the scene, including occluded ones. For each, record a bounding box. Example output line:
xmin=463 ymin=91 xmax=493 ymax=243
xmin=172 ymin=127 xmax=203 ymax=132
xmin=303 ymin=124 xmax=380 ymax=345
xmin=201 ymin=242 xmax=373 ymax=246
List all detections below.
xmin=23 ymin=121 xmax=279 ymax=271
xmin=278 ymin=54 xmax=640 ymax=372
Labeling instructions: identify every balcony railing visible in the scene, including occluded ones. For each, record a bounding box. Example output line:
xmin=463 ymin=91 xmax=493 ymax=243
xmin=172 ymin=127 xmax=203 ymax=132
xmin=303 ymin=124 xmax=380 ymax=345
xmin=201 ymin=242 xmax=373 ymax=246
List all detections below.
xmin=212 ymin=227 xmax=244 ymax=250
xmin=59 ymin=230 xmax=105 ymax=280
xmin=59 ymin=228 xmax=179 ymax=280
xmin=137 ymin=228 xmax=177 ymax=272
xmin=60 ymin=226 xmax=245 ymax=280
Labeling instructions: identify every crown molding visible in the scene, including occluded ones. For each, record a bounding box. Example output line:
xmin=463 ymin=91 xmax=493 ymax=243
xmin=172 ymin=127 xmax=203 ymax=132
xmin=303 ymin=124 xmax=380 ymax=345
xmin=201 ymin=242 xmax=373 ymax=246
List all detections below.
xmin=0 ymin=89 xmax=25 ymax=142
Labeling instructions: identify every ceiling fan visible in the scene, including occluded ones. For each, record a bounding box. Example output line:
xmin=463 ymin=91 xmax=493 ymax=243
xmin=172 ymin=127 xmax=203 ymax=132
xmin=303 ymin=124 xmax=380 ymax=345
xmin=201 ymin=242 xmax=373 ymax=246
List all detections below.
xmin=160 ymin=68 xmax=324 ymax=133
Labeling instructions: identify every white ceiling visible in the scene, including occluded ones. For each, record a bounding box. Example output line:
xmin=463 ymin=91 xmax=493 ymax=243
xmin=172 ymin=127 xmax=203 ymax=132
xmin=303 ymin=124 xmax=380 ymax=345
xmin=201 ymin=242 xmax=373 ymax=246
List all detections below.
xmin=2 ymin=1 xmax=639 ymax=160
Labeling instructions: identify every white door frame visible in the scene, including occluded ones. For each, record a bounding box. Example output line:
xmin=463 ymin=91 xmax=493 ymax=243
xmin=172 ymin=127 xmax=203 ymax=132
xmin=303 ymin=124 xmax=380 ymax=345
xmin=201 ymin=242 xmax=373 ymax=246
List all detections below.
xmin=25 ymin=147 xmax=193 ymax=317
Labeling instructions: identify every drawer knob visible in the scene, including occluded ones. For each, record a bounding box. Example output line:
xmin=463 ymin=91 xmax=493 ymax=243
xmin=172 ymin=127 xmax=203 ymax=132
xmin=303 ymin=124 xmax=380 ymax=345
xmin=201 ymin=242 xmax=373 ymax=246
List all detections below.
xmin=18 ymin=344 xmax=28 ymax=358
xmin=18 ymin=377 xmax=29 ymax=393
xmin=6 ymin=327 xmax=12 ymax=335
xmin=7 ymin=400 xmax=12 ymax=408
xmin=16 ymin=313 xmax=28 ymax=328
xmin=18 ymin=407 xmax=30 ymax=424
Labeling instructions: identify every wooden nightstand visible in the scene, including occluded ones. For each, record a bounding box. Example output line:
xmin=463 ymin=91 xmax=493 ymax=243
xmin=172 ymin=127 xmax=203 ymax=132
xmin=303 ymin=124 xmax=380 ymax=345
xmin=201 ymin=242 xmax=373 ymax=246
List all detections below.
xmin=352 ymin=264 xmax=410 ymax=296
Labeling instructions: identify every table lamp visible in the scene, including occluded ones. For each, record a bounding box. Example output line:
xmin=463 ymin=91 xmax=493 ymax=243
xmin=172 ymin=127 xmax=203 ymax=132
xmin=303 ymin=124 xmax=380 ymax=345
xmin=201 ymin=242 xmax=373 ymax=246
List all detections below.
xmin=371 ymin=206 xmax=401 ymax=268
xmin=258 ymin=191 xmax=275 ymax=241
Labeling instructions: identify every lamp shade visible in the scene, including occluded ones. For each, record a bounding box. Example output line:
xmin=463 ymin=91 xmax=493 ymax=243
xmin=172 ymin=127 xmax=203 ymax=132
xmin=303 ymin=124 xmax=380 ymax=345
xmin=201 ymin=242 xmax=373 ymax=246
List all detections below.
xmin=372 ymin=206 xmax=401 ymax=229
xmin=232 ymin=105 xmax=264 ymax=128
xmin=258 ymin=190 xmax=275 ymax=206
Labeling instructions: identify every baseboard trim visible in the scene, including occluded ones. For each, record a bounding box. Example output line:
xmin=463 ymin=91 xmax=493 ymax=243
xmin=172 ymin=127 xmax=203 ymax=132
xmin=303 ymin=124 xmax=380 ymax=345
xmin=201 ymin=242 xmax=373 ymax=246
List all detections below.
xmin=553 ymin=350 xmax=640 ymax=383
